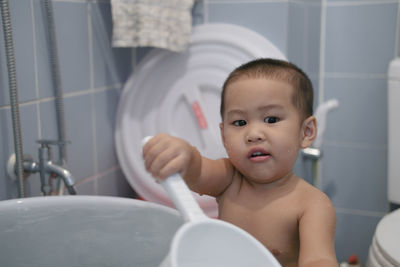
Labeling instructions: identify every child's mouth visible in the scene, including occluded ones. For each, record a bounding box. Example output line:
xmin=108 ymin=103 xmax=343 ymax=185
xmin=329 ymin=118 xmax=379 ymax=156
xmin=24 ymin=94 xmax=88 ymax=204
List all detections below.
xmin=251 ymin=151 xmax=267 ymax=157
xmin=248 ymin=149 xmax=270 ymax=161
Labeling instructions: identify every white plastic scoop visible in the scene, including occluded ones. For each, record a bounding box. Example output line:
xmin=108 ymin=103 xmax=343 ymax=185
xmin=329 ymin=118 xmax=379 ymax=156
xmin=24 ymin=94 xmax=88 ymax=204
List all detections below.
xmin=142 ymin=137 xmax=281 ymax=267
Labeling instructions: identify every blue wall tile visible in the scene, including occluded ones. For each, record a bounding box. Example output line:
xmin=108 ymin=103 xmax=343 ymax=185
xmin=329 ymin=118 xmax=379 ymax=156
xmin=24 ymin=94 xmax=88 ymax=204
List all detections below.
xmin=288 ymin=1 xmax=321 ymax=76
xmin=288 ymin=2 xmax=309 ymax=65
xmin=310 ymin=77 xmax=319 ymax=111
xmin=323 ymin=77 xmax=387 ymax=145
xmin=335 ymin=212 xmax=382 ymax=264
xmin=39 ymin=100 xmax=60 ymax=142
xmin=97 ymin=169 xmax=136 ymax=197
xmin=18 ymin=104 xmax=40 ymax=162
xmin=322 ymin=144 xmax=387 ymax=212
xmin=0 ymin=107 xmax=16 ymax=199
xmin=0 ymin=0 xmax=36 ymax=106
xmin=53 ymin=1 xmax=90 ymax=93
xmin=94 ymin=89 xmax=119 ymax=171
xmin=64 ymin=94 xmax=94 ymax=182
xmin=325 ymin=3 xmax=397 ymax=74
xmin=32 ymin=0 xmax=56 ymax=99
xmin=74 ymin=177 xmax=96 ymax=195
xmin=9 ymin=0 xmax=36 ymax=103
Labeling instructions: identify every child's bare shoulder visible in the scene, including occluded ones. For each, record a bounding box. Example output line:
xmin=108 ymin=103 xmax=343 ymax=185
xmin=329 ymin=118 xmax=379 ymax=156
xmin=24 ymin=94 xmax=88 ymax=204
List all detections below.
xmin=295 ymin=178 xmax=335 ymax=214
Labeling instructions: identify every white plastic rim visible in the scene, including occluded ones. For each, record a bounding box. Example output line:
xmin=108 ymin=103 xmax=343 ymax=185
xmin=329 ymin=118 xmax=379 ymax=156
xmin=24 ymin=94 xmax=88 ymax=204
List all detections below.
xmin=373 ymin=209 xmax=400 ymax=266
xmin=115 ymin=23 xmax=286 ymax=216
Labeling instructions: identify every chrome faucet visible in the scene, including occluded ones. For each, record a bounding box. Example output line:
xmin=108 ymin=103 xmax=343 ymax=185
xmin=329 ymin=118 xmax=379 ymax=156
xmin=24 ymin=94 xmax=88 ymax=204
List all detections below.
xmin=22 ymin=140 xmax=76 ymax=195
xmin=301 ymin=147 xmax=322 ymax=161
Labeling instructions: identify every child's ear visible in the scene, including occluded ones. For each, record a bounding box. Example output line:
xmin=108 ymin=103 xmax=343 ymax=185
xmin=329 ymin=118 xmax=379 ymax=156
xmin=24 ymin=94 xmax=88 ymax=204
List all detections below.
xmin=300 ymin=116 xmax=317 ymax=148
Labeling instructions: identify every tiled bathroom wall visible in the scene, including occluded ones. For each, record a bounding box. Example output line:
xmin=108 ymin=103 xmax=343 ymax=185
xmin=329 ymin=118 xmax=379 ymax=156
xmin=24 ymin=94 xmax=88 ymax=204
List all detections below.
xmin=0 ymin=0 xmax=135 ymax=199
xmin=0 ymin=0 xmax=397 ymax=264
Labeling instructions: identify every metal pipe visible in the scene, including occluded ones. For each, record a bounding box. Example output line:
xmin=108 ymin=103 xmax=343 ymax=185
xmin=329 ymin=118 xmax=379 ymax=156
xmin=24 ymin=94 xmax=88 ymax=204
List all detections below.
xmin=42 ymin=0 xmax=71 ymax=195
xmin=301 ymin=148 xmax=322 ymax=189
xmin=301 ymin=147 xmax=322 ymax=161
xmin=38 ymin=145 xmax=51 ymax=195
xmin=42 ymin=0 xmax=67 ymax=165
xmin=1 ymin=0 xmax=25 ymax=198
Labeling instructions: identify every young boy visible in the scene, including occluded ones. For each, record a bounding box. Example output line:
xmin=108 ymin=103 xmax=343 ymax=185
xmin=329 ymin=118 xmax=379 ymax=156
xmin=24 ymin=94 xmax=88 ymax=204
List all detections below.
xmin=142 ymin=58 xmax=337 ymax=267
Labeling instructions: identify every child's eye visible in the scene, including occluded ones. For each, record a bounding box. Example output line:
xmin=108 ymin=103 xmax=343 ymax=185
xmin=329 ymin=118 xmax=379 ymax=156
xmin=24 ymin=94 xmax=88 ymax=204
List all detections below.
xmin=233 ymin=120 xmax=247 ymax=126
xmin=264 ymin=117 xmax=279 ymax=124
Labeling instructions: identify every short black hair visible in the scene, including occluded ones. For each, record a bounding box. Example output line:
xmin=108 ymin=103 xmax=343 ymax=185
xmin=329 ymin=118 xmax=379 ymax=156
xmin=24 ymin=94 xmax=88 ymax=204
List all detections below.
xmin=220 ymin=58 xmax=314 ymax=121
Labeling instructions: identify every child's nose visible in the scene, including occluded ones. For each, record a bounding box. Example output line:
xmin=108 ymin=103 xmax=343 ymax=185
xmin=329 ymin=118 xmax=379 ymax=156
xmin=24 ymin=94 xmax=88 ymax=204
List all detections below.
xmin=246 ymin=126 xmax=265 ymax=143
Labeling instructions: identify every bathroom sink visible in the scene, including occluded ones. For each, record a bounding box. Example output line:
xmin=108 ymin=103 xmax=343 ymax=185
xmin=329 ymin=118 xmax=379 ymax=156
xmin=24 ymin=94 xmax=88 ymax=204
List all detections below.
xmin=0 ymin=195 xmax=183 ymax=267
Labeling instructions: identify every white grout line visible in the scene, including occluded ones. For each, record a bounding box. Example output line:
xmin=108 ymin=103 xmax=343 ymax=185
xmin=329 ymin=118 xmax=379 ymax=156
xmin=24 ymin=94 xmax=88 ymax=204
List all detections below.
xmin=0 ymin=84 xmax=122 ymax=110
xmin=52 ymin=0 xmax=90 ymax=3
xmin=30 ymin=0 xmax=43 ymax=139
xmin=91 ymin=89 xmax=99 ymax=194
xmin=324 ymin=72 xmax=387 ymax=79
xmin=319 ymin=0 xmax=327 ymax=106
xmin=303 ymin=6 xmax=310 ymax=69
xmin=395 ymin=0 xmax=400 ymax=58
xmin=323 ymin=140 xmax=387 ymax=151
xmin=54 ymin=88 xmax=93 ymax=98
xmin=335 ymin=207 xmax=387 ymax=218
xmin=290 ymin=0 xmax=321 ymax=5
xmin=315 ymin=0 xmax=327 ymax=190
xmin=75 ymin=165 xmax=121 ymax=185
xmin=88 ymin=3 xmax=94 ymax=91
xmin=327 ymin=0 xmax=397 ymax=7
xmin=87 ymin=2 xmax=99 ymax=194
xmin=208 ymin=0 xmax=287 ymax=3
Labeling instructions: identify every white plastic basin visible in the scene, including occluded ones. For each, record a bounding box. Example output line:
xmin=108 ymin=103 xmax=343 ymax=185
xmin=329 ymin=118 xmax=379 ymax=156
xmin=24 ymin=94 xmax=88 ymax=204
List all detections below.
xmin=0 ymin=196 xmax=183 ymax=267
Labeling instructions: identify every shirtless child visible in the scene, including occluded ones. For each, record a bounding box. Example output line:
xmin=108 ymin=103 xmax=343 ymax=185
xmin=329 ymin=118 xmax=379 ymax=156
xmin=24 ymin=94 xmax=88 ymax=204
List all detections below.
xmin=142 ymin=58 xmax=337 ymax=266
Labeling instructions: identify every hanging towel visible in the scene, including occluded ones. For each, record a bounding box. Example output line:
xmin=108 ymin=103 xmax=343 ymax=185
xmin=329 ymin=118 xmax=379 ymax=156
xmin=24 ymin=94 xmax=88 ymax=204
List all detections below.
xmin=110 ymin=0 xmax=195 ymax=52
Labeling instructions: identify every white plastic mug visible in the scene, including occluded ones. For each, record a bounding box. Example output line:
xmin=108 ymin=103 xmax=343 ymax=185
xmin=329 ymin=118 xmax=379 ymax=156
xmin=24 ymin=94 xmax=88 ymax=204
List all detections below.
xmin=142 ymin=136 xmax=281 ymax=267
xmin=158 ymin=174 xmax=281 ymax=267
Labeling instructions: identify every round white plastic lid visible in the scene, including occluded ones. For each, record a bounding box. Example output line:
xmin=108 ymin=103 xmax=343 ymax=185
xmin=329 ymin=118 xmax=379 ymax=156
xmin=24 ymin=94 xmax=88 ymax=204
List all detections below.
xmin=115 ymin=23 xmax=286 ymax=217
xmin=374 ymin=209 xmax=400 ymax=265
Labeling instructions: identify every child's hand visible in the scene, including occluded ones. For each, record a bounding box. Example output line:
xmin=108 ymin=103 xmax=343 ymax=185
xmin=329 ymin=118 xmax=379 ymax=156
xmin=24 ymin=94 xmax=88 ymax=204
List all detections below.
xmin=142 ymin=133 xmax=194 ymax=181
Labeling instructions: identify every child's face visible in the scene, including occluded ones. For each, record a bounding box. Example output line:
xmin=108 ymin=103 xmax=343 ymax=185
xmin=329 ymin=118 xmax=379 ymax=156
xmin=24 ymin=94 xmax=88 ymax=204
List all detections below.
xmin=220 ymin=78 xmax=315 ymax=185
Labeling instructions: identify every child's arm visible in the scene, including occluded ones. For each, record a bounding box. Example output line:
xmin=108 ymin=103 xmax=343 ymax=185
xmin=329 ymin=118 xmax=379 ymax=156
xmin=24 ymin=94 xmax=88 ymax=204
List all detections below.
xmin=298 ymin=192 xmax=338 ymax=267
xmin=142 ymin=133 xmax=233 ymax=197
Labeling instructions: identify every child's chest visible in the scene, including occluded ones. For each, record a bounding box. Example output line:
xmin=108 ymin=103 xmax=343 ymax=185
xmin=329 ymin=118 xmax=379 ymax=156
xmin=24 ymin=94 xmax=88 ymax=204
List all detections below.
xmin=217 ymin=181 xmax=302 ymax=266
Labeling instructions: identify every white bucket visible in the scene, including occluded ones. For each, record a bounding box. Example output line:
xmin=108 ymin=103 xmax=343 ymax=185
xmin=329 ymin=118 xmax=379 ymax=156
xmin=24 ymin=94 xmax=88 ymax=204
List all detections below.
xmin=0 ymin=196 xmax=183 ymax=267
